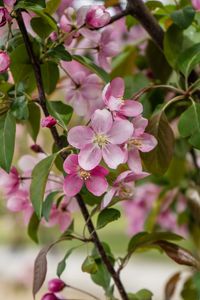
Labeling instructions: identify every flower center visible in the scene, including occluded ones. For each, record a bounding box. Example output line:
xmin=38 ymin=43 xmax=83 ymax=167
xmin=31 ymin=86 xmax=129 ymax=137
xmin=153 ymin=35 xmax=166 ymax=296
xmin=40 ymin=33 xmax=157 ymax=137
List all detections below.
xmin=93 ymin=134 xmax=108 ymax=148
xmin=119 ymin=183 xmax=134 ymax=199
xmin=128 ymin=138 xmax=142 ymax=150
xmin=79 ymin=169 xmax=91 ymax=181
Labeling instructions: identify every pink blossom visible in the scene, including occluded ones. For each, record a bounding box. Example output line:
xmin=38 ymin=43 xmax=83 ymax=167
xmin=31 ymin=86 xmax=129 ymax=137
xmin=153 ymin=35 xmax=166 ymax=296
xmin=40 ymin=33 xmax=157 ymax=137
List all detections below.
xmin=103 ymin=77 xmax=143 ymax=119
xmin=68 ymin=109 xmax=133 ymax=170
xmin=41 ymin=116 xmax=57 ymax=128
xmin=192 ymin=0 xmax=200 ymax=10
xmin=85 ymin=5 xmax=111 ymax=28
xmin=48 ymin=278 xmax=66 ymax=293
xmin=0 ymin=167 xmax=19 ymax=195
xmin=63 ymin=154 xmax=108 ymax=197
xmin=57 ymin=0 xmax=74 ymax=16
xmin=102 ymin=170 xmax=149 ymax=208
xmin=0 ymin=51 xmax=10 ymax=73
xmin=63 ymin=63 xmax=103 ymax=117
xmin=3 ymin=0 xmax=16 ymax=7
xmin=124 ymin=115 xmax=157 ymax=172
xmin=0 ymin=7 xmax=10 ymax=27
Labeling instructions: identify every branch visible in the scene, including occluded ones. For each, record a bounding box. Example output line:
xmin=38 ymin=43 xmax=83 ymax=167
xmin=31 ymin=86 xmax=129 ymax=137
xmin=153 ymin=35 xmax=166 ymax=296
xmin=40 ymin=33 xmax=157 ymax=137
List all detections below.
xmin=16 ymin=10 xmax=128 ymax=300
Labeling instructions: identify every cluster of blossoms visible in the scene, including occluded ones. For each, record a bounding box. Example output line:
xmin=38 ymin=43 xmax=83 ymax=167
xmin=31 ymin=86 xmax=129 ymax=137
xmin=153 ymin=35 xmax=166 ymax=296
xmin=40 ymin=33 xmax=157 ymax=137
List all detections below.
xmin=0 ymin=153 xmax=77 ymax=232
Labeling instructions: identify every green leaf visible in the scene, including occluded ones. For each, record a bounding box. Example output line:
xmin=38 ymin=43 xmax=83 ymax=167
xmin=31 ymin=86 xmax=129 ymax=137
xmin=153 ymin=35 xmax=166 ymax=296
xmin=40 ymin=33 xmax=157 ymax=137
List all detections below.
xmin=91 ymin=261 xmax=111 ymax=291
xmin=30 ymin=154 xmax=58 ymax=218
xmin=47 ymin=101 xmax=73 ymax=130
xmin=15 ymin=0 xmax=46 ymax=10
xmin=111 ymin=46 xmax=136 ymax=78
xmin=57 ymin=248 xmax=74 ymax=277
xmin=128 ymin=231 xmax=183 ymax=254
xmin=47 ymin=44 xmax=72 ymax=61
xmin=27 ymin=102 xmax=41 ymax=142
xmin=171 ymin=6 xmax=195 ymax=29
xmin=31 ymin=17 xmax=54 ymax=39
xmin=96 ymin=208 xmax=121 ymax=230
xmin=178 ymin=102 xmax=200 ymax=149
xmin=10 ymin=95 xmax=29 ymax=120
xmin=82 ymin=256 xmax=98 ymax=274
xmin=42 ymin=191 xmax=60 ymax=221
xmin=0 ymin=111 xmax=16 ymax=172
xmin=28 ymin=212 xmax=40 ymax=243
xmin=41 ymin=61 xmax=59 ymax=94
xmin=181 ymin=277 xmax=199 ymax=300
xmin=44 ymin=0 xmax=61 ymax=15
xmin=141 ymin=112 xmax=175 ymax=175
xmin=177 ymin=43 xmax=200 ymax=78
xmin=73 ymin=55 xmax=110 ymax=83
xmin=164 ymin=25 xmax=184 ymax=68
xmin=128 ymin=289 xmax=153 ymax=300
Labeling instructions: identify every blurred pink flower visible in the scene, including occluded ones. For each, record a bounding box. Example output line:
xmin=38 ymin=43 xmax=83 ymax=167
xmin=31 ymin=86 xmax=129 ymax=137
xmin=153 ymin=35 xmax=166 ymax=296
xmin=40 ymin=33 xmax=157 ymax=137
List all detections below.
xmin=192 ymin=0 xmax=200 ymax=10
xmin=41 ymin=116 xmax=57 ymax=128
xmin=63 ymin=154 xmax=108 ymax=196
xmin=0 ymin=167 xmax=19 ymax=195
xmin=68 ymin=109 xmax=133 ymax=170
xmin=85 ymin=5 xmax=111 ymax=28
xmin=103 ymin=77 xmax=143 ymax=119
xmin=0 ymin=51 xmax=10 ymax=73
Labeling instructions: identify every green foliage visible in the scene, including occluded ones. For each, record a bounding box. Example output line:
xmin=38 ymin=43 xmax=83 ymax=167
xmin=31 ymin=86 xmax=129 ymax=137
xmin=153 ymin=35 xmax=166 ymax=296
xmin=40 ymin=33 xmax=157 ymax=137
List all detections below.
xmin=111 ymin=46 xmax=136 ymax=78
xmin=82 ymin=256 xmax=98 ymax=274
xmin=15 ymin=0 xmax=46 ymax=10
xmin=171 ymin=6 xmax=195 ymax=29
xmin=44 ymin=0 xmax=61 ymax=15
xmin=0 ymin=111 xmax=16 ymax=172
xmin=31 ymin=17 xmax=54 ymax=39
xmin=41 ymin=62 xmax=59 ymax=94
xmin=10 ymin=95 xmax=29 ymax=120
xmin=141 ymin=112 xmax=175 ymax=175
xmin=47 ymin=45 xmax=72 ymax=62
xmin=57 ymin=247 xmax=74 ymax=277
xmin=178 ymin=102 xmax=200 ymax=149
xmin=128 ymin=289 xmax=153 ymax=300
xmin=28 ymin=212 xmax=40 ymax=243
xmin=42 ymin=191 xmax=60 ymax=221
xmin=177 ymin=43 xmax=200 ymax=79
xmin=47 ymin=101 xmax=73 ymax=131
xmin=30 ymin=154 xmax=58 ymax=218
xmin=26 ymin=102 xmax=41 ymax=142
xmin=96 ymin=208 xmax=121 ymax=230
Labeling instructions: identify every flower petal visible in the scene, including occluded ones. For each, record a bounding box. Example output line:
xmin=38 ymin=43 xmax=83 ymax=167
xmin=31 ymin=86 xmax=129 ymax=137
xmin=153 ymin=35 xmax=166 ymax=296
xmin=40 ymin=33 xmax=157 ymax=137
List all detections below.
xmin=86 ymin=175 xmax=108 ymax=196
xmin=63 ymin=174 xmax=83 ymax=197
xmin=78 ymin=144 xmax=102 ymax=170
xmin=120 ymin=100 xmax=143 ymax=117
xmin=102 ymin=144 xmax=124 ymax=169
xmin=68 ymin=126 xmax=94 ymax=149
xmin=136 ymin=133 xmax=157 ymax=152
xmin=110 ymin=77 xmax=124 ymax=98
xmin=108 ymin=120 xmax=133 ymax=144
xmin=132 ymin=116 xmax=148 ymax=136
xmin=127 ymin=148 xmax=143 ymax=172
xmin=63 ymin=154 xmax=78 ymax=174
xmin=101 ymin=187 xmax=116 ymax=209
xmin=91 ymin=165 xmax=109 ymax=176
xmin=91 ymin=109 xmax=113 ymax=134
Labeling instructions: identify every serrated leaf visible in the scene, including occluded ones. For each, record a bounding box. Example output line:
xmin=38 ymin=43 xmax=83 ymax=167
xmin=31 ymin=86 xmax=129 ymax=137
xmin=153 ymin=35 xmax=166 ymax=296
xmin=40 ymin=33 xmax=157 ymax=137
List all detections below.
xmin=30 ymin=154 xmax=58 ymax=218
xmin=28 ymin=212 xmax=40 ymax=243
xmin=73 ymin=55 xmax=110 ymax=83
xmin=97 ymin=208 xmax=121 ymax=230
xmin=0 ymin=111 xmax=16 ymax=172
xmin=141 ymin=112 xmax=175 ymax=175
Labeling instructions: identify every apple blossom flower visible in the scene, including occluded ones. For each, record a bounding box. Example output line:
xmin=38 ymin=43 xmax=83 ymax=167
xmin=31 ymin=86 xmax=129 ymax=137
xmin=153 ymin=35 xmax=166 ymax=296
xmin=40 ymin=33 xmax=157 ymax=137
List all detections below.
xmin=68 ymin=109 xmax=133 ymax=170
xmin=0 ymin=167 xmax=19 ymax=195
xmin=85 ymin=5 xmax=111 ymax=28
xmin=192 ymin=0 xmax=200 ymax=10
xmin=0 ymin=7 xmax=10 ymax=27
xmin=48 ymin=278 xmax=66 ymax=293
xmin=41 ymin=293 xmax=61 ymax=300
xmin=124 ymin=115 xmax=157 ymax=172
xmin=41 ymin=116 xmax=57 ymax=128
xmin=63 ymin=154 xmax=108 ymax=197
xmin=102 ymin=170 xmax=149 ymax=209
xmin=103 ymin=77 xmax=143 ymax=119
xmin=0 ymin=51 xmax=10 ymax=73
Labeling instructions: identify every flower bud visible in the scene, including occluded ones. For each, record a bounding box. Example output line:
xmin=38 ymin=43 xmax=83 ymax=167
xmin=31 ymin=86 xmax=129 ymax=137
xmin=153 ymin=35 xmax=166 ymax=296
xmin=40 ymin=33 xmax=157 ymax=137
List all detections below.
xmin=41 ymin=116 xmax=57 ymax=128
xmin=192 ymin=0 xmax=200 ymax=10
xmin=49 ymin=31 xmax=58 ymax=42
xmin=0 ymin=7 xmax=10 ymax=27
xmin=85 ymin=5 xmax=111 ymax=28
xmin=41 ymin=293 xmax=60 ymax=300
xmin=30 ymin=144 xmax=44 ymax=153
xmin=0 ymin=51 xmax=10 ymax=73
xmin=48 ymin=278 xmax=66 ymax=293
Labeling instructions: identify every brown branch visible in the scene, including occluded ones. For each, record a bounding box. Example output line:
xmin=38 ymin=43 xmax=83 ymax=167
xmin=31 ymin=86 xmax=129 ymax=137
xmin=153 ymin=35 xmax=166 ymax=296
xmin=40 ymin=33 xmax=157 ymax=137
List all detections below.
xmin=16 ymin=10 xmax=128 ymax=300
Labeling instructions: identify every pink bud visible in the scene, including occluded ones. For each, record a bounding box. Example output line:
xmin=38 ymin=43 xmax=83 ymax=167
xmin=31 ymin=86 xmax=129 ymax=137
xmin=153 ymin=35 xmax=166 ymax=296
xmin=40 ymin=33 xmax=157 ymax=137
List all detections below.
xmin=0 ymin=7 xmax=10 ymax=27
xmin=41 ymin=116 xmax=57 ymax=128
xmin=85 ymin=5 xmax=111 ymax=28
xmin=48 ymin=278 xmax=66 ymax=293
xmin=192 ymin=0 xmax=200 ymax=10
xmin=41 ymin=293 xmax=60 ymax=300
xmin=0 ymin=51 xmax=10 ymax=73
xmin=49 ymin=31 xmax=58 ymax=42
xmin=3 ymin=0 xmax=16 ymax=7
xmin=31 ymin=144 xmax=44 ymax=153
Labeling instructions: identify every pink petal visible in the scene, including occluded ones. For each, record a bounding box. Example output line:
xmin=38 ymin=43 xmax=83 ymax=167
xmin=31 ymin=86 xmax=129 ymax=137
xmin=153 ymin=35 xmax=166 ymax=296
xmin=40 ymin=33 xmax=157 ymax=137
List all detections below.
xmin=110 ymin=77 xmax=124 ymax=98
xmin=91 ymin=109 xmax=113 ymax=134
xmin=136 ymin=133 xmax=157 ymax=152
xmin=102 ymin=144 xmax=125 ymax=169
xmin=86 ymin=175 xmax=108 ymax=196
xmin=79 ymin=27 xmax=101 ymax=42
xmin=132 ymin=116 xmax=148 ymax=136
xmin=127 ymin=148 xmax=143 ymax=172
xmin=76 ymin=5 xmax=90 ymax=27
xmin=58 ymin=211 xmax=73 ymax=232
xmin=101 ymin=187 xmax=116 ymax=209
xmin=63 ymin=154 xmax=78 ymax=174
xmin=68 ymin=126 xmax=94 ymax=149
xmin=98 ymin=52 xmax=110 ymax=71
xmin=120 ymin=100 xmax=143 ymax=117
xmin=78 ymin=144 xmax=102 ymax=170
xmin=107 ymin=120 xmax=133 ymax=144
xmin=63 ymin=175 xmax=83 ymax=196
xmin=91 ymin=165 xmax=109 ymax=176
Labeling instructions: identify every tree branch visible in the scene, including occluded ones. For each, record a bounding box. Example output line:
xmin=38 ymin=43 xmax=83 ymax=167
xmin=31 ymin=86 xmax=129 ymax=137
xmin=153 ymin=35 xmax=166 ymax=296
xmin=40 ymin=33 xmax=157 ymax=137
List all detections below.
xmin=16 ymin=10 xmax=128 ymax=300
